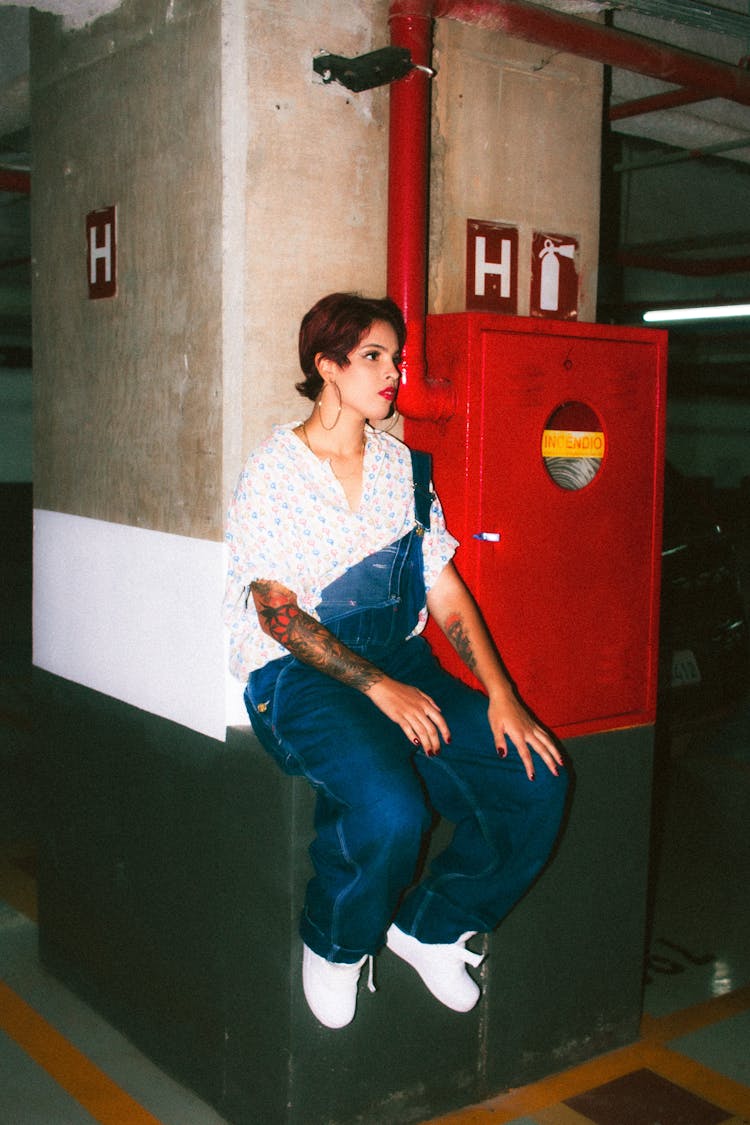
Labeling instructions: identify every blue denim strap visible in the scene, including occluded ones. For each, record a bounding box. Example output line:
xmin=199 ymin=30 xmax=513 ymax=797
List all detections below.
xmin=410 ymin=448 xmax=434 ymax=533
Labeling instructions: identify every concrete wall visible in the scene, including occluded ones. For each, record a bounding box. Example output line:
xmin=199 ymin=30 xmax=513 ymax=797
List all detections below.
xmin=227 ymin=0 xmax=391 ymax=478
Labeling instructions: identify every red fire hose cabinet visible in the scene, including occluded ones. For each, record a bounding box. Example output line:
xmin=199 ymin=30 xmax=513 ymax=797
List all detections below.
xmin=406 ymin=312 xmax=668 ymax=740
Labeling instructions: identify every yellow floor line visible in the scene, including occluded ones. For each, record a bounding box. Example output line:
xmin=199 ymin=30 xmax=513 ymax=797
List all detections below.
xmin=0 ymin=980 xmax=165 ymax=1125
xmin=641 ymin=984 xmax=750 ymax=1043
xmin=424 ymin=986 xmax=750 ymax=1125
xmin=424 ymin=1040 xmax=655 ymax=1124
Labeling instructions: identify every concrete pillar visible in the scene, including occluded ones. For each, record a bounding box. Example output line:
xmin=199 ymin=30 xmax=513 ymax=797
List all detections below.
xmin=229 ymin=0 xmax=391 ymax=463
xmin=31 ymin=0 xmax=392 ymax=737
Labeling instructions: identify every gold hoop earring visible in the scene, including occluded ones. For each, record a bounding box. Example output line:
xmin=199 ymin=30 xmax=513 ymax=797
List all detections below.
xmin=318 ymin=381 xmax=342 ymax=431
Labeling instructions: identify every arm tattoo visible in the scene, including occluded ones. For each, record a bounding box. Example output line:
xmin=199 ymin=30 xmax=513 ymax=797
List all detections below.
xmin=256 ymin=596 xmax=302 ymax=649
xmin=251 ymin=580 xmax=384 ymax=693
xmin=444 ymin=612 xmax=478 ymax=674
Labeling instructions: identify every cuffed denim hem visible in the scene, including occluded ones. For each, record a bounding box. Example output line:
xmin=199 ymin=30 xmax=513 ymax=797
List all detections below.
xmin=300 ymin=911 xmax=382 ymax=964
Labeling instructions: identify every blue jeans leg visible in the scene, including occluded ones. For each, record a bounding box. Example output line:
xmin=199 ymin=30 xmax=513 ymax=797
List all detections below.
xmin=268 ymin=660 xmax=433 ymax=963
xmin=387 ymin=641 xmax=569 ymax=943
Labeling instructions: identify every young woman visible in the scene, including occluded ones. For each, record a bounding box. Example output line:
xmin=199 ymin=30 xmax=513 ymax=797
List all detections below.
xmin=224 ymin=292 xmax=568 ymax=1029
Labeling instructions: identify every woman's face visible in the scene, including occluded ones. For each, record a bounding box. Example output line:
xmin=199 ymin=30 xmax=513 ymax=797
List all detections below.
xmin=320 ymin=320 xmax=402 ymax=422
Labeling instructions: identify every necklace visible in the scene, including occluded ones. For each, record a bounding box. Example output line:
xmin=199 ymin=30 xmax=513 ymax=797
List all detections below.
xmin=331 ymin=464 xmax=362 ymax=482
xmin=299 ymin=420 xmax=313 ymax=451
xmin=299 ymin=421 xmax=366 ymax=482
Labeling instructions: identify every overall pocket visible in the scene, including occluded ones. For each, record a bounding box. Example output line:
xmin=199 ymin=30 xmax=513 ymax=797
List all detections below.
xmin=244 ymin=659 xmax=303 ymax=775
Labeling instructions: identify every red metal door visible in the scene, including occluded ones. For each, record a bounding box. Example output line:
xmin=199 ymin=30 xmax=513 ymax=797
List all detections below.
xmin=405 ymin=313 xmax=667 ymax=738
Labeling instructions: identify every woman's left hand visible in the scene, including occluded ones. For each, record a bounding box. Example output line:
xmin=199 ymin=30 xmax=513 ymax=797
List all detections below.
xmin=488 ymin=689 xmax=564 ymax=782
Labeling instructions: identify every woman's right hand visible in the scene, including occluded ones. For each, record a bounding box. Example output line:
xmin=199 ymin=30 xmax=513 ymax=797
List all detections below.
xmin=364 ymin=676 xmax=451 ymax=756
xmin=251 ymin=579 xmax=450 ymax=751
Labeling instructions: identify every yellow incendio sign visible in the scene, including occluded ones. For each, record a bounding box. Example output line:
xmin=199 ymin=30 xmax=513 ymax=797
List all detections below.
xmin=542 ymin=429 xmax=605 ymax=459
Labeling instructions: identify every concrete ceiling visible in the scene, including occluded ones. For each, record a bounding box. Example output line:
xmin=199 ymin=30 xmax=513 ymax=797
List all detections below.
xmin=1 ymin=0 xmax=750 ymax=393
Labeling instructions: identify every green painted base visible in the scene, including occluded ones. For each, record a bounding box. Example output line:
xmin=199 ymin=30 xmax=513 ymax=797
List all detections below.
xmin=35 ymin=670 xmax=654 ymax=1124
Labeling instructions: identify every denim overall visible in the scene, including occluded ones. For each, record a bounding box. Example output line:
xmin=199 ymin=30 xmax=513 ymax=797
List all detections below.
xmin=245 ymin=451 xmax=568 ymax=964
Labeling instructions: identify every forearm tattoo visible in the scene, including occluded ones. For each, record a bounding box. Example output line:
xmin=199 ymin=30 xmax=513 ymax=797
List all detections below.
xmin=445 ymin=612 xmax=478 ymax=674
xmin=251 ymin=580 xmax=384 ymax=692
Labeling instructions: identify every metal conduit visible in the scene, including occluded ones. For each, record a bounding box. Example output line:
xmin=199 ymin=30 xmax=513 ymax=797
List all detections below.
xmin=608 ymin=0 xmax=750 ymax=40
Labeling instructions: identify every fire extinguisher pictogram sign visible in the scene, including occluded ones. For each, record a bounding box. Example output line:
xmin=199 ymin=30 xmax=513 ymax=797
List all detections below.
xmin=530 ymin=231 xmax=578 ymax=320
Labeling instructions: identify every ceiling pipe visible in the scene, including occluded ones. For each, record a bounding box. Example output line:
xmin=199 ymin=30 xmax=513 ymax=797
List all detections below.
xmin=0 ymin=167 xmax=30 ymax=193
xmin=433 ymin=0 xmax=750 ymax=106
xmin=609 ymin=87 xmax=711 ymax=121
xmin=387 ymin=0 xmax=750 ymax=422
xmin=618 ymin=251 xmax=750 ymax=276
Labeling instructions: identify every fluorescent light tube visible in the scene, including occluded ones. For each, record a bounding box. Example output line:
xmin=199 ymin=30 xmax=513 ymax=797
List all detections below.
xmin=643 ymin=304 xmax=750 ymax=323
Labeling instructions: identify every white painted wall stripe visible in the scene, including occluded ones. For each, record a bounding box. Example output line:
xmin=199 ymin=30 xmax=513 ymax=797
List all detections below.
xmin=33 ymin=510 xmax=248 ymax=741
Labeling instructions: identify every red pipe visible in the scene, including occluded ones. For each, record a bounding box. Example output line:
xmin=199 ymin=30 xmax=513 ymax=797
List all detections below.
xmin=389 ymin=2 xmax=455 ymax=420
xmin=609 ymin=87 xmax=710 ymax=121
xmin=387 ymin=0 xmax=750 ymax=422
xmin=618 ymin=251 xmax=750 ymax=276
xmin=387 ymin=5 xmax=431 ymax=350
xmin=0 ymin=168 xmax=30 ymax=193
xmin=433 ymin=0 xmax=750 ymax=105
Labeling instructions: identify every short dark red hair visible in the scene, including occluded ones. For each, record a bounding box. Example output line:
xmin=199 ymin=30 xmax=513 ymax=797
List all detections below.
xmin=296 ymin=292 xmax=406 ymax=401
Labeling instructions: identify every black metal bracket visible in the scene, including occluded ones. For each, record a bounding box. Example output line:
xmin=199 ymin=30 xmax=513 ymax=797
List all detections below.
xmin=313 ymin=47 xmax=425 ymax=92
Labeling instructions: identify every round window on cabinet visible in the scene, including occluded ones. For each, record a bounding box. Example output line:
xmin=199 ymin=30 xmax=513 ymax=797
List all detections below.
xmin=541 ymin=402 xmax=605 ymax=491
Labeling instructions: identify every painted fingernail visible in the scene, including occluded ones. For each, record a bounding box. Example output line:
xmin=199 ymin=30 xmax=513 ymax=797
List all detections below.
xmin=413 ymin=737 xmax=421 ymax=746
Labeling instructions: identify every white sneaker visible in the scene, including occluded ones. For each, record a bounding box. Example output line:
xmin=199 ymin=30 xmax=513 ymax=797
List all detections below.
xmin=386 ymin=924 xmax=484 ymax=1012
xmin=302 ymin=945 xmax=370 ymax=1029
